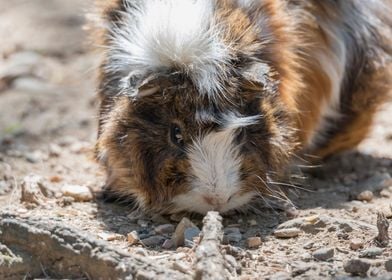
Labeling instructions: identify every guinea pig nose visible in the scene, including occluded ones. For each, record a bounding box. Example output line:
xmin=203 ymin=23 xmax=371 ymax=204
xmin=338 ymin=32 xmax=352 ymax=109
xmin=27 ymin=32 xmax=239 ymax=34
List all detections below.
xmin=202 ymin=195 xmax=215 ymax=206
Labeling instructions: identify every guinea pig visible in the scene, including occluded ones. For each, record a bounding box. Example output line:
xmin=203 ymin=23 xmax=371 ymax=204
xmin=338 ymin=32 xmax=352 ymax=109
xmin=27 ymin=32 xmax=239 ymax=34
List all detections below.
xmin=91 ymin=0 xmax=391 ymax=214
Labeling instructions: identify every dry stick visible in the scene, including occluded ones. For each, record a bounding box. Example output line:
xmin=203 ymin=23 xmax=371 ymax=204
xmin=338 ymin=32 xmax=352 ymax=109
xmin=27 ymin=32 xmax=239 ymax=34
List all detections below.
xmin=374 ymin=212 xmax=389 ymax=247
xmin=0 ymin=214 xmax=190 ymax=280
xmin=194 ymin=211 xmax=232 ymax=280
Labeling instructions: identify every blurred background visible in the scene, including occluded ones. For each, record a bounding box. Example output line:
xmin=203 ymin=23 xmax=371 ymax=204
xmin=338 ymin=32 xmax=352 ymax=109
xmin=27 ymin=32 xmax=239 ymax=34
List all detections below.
xmin=0 ymin=0 xmax=102 ymax=202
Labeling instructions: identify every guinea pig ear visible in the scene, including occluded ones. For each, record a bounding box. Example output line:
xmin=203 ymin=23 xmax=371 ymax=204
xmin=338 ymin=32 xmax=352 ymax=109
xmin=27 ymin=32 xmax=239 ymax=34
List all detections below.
xmin=241 ymin=62 xmax=278 ymax=93
xmin=123 ymin=71 xmax=172 ymax=99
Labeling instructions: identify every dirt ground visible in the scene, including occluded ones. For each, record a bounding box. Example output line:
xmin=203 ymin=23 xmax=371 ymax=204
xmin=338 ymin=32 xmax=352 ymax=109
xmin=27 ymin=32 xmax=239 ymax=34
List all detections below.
xmin=0 ymin=1 xmax=391 ymax=279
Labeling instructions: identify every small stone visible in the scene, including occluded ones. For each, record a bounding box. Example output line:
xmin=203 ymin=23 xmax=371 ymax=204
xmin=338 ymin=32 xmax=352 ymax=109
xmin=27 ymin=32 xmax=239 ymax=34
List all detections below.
xmin=162 ymin=239 xmax=174 ymax=249
xmin=301 ymin=253 xmax=312 ymax=262
xmin=224 ymin=254 xmax=238 ymax=274
xmin=274 ymin=228 xmax=302 ymax=238
xmin=184 ymin=227 xmax=201 ymax=242
xmin=292 ymin=262 xmax=311 ymax=277
xmin=380 ymin=189 xmax=391 ymax=198
xmin=98 ymin=232 xmax=122 ymax=241
xmin=127 ymin=231 xmax=139 ymax=245
xmin=312 ymin=248 xmax=334 ymax=261
xmin=269 ymin=272 xmax=291 ymax=280
xmin=246 ymin=237 xmax=262 ymax=249
xmin=57 ymin=196 xmax=75 ymax=207
xmin=49 ymin=175 xmax=62 ymax=183
xmin=154 ymin=224 xmax=175 ymax=235
xmin=359 ymin=247 xmax=384 ymax=258
xmin=172 ymin=261 xmax=191 ymax=274
xmin=61 ymin=184 xmax=93 ymax=202
xmin=349 ymin=238 xmax=364 ymax=250
xmin=222 ymin=245 xmax=242 ymax=258
xmin=25 ymin=150 xmax=46 ymax=163
xmin=20 ymin=174 xmax=46 ymax=206
xmin=357 ymin=190 xmax=374 ymax=202
xmin=385 ymin=259 xmax=392 ymax=272
xmin=344 ymin=259 xmax=371 ymax=275
xmin=48 ymin=143 xmax=62 ymax=157
xmin=134 ymin=248 xmax=148 ymax=256
xmin=141 ymin=235 xmax=165 ymax=247
xmin=303 ymin=241 xmax=314 ymax=249
xmin=173 ymin=217 xmax=196 ymax=247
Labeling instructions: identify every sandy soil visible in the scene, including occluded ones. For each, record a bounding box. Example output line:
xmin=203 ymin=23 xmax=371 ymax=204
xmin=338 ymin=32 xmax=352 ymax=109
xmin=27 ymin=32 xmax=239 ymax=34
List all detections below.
xmin=0 ymin=1 xmax=391 ymax=279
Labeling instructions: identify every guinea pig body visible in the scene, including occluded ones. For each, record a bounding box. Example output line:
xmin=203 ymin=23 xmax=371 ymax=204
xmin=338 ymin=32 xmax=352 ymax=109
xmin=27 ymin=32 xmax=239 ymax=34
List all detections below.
xmin=92 ymin=0 xmax=392 ymax=214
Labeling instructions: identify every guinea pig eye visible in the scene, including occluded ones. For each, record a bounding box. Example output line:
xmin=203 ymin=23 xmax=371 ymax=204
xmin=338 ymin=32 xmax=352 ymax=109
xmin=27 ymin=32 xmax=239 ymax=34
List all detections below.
xmin=170 ymin=124 xmax=184 ymax=148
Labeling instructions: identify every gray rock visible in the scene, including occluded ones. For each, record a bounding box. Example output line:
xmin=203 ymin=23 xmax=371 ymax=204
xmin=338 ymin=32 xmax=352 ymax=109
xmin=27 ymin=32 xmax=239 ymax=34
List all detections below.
xmin=344 ymin=259 xmax=371 ymax=275
xmin=184 ymin=227 xmax=201 ymax=242
xmin=141 ymin=235 xmax=166 ymax=247
xmin=385 ymin=259 xmax=392 ymax=272
xmin=359 ymin=247 xmax=384 ymax=258
xmin=292 ymin=262 xmax=312 ymax=277
xmin=312 ymin=247 xmax=334 ymax=261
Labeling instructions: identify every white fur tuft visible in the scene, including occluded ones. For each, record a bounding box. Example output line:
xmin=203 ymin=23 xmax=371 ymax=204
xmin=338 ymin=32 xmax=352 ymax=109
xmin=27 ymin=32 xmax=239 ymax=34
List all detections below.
xmin=108 ymin=0 xmax=233 ymax=97
xmin=172 ymin=128 xmax=255 ymax=214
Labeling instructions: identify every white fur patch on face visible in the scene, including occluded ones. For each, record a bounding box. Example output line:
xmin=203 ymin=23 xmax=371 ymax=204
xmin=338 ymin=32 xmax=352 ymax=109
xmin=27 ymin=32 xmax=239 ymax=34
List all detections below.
xmin=172 ymin=127 xmax=255 ymax=214
xmin=107 ymin=0 xmax=232 ymax=97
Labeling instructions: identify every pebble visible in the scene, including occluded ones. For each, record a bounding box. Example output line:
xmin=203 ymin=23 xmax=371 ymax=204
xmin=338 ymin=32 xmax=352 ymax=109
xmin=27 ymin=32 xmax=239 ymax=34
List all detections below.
xmin=312 ymin=248 xmax=334 ymax=261
xmin=285 ymin=207 xmax=299 ymax=218
xmin=356 ymin=190 xmax=374 ymax=202
xmin=20 ymin=174 xmax=46 ymax=206
xmin=385 ymin=259 xmax=392 ymax=272
xmin=343 ymin=259 xmax=371 ymax=275
xmin=141 ymin=235 xmax=165 ymax=247
xmin=301 ymin=253 xmax=313 ymax=262
xmin=303 ymin=241 xmax=314 ymax=249
xmin=154 ymin=224 xmax=175 ymax=235
xmin=127 ymin=231 xmax=139 ymax=245
xmin=380 ymin=189 xmax=391 ymax=198
xmin=359 ymin=247 xmax=383 ymax=258
xmin=161 ymin=239 xmax=174 ymax=249
xmin=172 ymin=217 xmax=197 ymax=247
xmin=61 ymin=184 xmax=93 ymax=202
xmin=274 ymin=228 xmax=302 ymax=238
xmin=184 ymin=227 xmax=200 ymax=242
xmin=134 ymin=247 xmax=148 ymax=256
xmin=246 ymin=237 xmax=262 ymax=249
xmin=349 ymin=238 xmax=364 ymax=250
xmin=48 ymin=143 xmax=62 ymax=157
xmin=292 ymin=263 xmax=312 ymax=277
xmin=98 ymin=232 xmax=123 ymax=241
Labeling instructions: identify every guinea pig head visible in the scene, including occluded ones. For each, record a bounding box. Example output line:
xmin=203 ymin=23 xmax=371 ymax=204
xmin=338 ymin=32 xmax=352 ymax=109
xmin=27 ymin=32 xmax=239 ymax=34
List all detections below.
xmin=97 ymin=65 xmax=295 ymax=214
